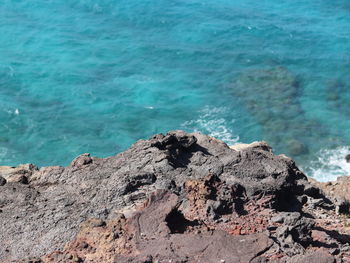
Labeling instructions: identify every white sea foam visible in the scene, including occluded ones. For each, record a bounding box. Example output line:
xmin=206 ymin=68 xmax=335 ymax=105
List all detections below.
xmin=4 ymin=108 xmax=20 ymax=116
xmin=182 ymin=106 xmax=239 ymax=146
xmin=305 ymin=146 xmax=350 ymax=182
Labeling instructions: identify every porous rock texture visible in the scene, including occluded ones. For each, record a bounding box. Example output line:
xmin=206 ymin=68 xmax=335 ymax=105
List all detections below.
xmin=1 ymin=130 xmax=350 ymax=262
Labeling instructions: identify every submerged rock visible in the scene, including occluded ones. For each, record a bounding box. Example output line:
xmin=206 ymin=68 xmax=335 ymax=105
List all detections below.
xmin=346 ymin=154 xmax=350 ymax=163
xmin=0 ymin=131 xmax=349 ymax=262
xmin=326 ymin=79 xmax=350 ymax=115
xmin=233 ymin=67 xmax=325 ymax=158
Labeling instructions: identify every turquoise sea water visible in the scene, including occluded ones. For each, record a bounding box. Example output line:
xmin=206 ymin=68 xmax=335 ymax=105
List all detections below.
xmin=1 ymin=0 xmax=350 ymax=181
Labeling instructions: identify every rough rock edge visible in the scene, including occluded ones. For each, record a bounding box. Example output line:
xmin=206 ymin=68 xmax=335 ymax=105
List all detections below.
xmin=0 ymin=131 xmax=349 ymax=263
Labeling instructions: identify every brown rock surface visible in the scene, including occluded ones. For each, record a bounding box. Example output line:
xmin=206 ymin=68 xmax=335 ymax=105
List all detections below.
xmin=309 ymin=176 xmax=350 ymax=215
xmin=1 ymin=131 xmax=350 ymax=262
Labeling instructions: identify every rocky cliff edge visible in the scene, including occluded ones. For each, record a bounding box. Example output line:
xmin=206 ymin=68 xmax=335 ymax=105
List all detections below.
xmin=1 ymin=131 xmax=350 ymax=262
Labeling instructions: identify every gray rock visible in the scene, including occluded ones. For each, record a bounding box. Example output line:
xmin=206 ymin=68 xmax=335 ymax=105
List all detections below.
xmin=346 ymin=154 xmax=350 ymax=163
xmin=0 ymin=164 xmax=38 ymax=182
xmin=287 ymin=250 xmax=336 ymax=263
xmin=273 ymin=212 xmax=314 ymax=255
xmin=0 ymin=131 xmax=313 ymax=261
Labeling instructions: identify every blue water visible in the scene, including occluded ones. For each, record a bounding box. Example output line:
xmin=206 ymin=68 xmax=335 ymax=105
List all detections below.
xmin=1 ymin=0 xmax=350 ymax=181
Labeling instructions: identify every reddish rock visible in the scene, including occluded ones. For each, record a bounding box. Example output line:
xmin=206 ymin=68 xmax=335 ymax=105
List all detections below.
xmin=40 ymin=190 xmax=274 ymax=263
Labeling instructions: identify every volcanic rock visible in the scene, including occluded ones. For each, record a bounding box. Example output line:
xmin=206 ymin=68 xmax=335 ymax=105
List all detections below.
xmin=0 ymin=131 xmax=349 ymax=262
xmin=346 ymin=154 xmax=350 ymax=163
xmin=310 ymin=176 xmax=350 ymax=215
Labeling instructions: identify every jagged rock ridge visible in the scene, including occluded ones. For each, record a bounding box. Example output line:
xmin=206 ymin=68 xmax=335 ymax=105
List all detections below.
xmin=0 ymin=131 xmax=349 ymax=262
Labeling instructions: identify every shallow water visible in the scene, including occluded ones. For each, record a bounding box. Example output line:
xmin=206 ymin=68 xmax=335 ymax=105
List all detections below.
xmin=1 ymin=0 xmax=350 ymax=181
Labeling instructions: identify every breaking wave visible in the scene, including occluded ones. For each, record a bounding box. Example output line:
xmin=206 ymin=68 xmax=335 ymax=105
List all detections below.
xmin=182 ymin=106 xmax=240 ymax=146
xmin=305 ymin=147 xmax=350 ymax=182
